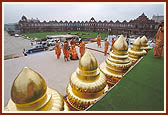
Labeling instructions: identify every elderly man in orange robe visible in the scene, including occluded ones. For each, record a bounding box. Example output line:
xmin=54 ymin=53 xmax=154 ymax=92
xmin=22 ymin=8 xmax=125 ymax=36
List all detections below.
xmin=62 ymin=40 xmax=70 ymax=61
xmin=55 ymin=40 xmax=61 ymax=59
xmin=97 ymin=33 xmax=101 ymax=47
xmin=104 ymin=39 xmax=109 ymax=56
xmin=79 ymin=40 xmax=85 ymax=58
xmin=69 ymin=44 xmax=79 ymax=60
xmin=110 ymin=38 xmax=115 ymax=51
xmin=153 ymin=22 xmax=164 ymax=58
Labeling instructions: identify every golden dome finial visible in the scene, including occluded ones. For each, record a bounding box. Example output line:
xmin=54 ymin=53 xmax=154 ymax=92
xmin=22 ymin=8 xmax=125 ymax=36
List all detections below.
xmin=140 ymin=35 xmax=152 ymax=51
xmin=11 ymin=67 xmax=47 ymax=104
xmin=6 ymin=67 xmax=67 ymax=111
xmin=133 ymin=37 xmax=141 ymax=46
xmin=141 ymin=35 xmax=148 ymax=45
xmin=66 ymin=50 xmax=107 ymax=110
xmin=79 ymin=50 xmax=98 ymax=71
xmin=128 ymin=36 xmax=147 ymax=64
xmin=113 ymin=34 xmax=128 ymax=51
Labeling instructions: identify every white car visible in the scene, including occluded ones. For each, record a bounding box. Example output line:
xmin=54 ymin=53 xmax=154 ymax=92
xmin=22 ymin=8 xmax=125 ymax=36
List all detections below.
xmin=14 ymin=34 xmax=20 ymax=37
xmin=48 ymin=39 xmax=56 ymax=46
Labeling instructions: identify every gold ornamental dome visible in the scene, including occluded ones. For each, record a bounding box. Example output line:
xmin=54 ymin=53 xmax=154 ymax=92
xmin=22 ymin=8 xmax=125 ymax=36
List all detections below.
xmin=113 ymin=35 xmax=128 ymax=55
xmin=132 ymin=37 xmax=142 ymax=50
xmin=133 ymin=37 xmax=141 ymax=46
xmin=141 ymin=36 xmax=148 ymax=46
xmin=140 ymin=36 xmax=152 ymax=51
xmin=66 ymin=50 xmax=108 ymax=110
xmin=5 ymin=67 xmax=68 ymax=111
xmin=79 ymin=50 xmax=98 ymax=71
xmin=100 ymin=35 xmax=132 ymax=86
xmin=11 ymin=67 xmax=47 ymax=104
xmin=128 ymin=37 xmax=147 ymax=63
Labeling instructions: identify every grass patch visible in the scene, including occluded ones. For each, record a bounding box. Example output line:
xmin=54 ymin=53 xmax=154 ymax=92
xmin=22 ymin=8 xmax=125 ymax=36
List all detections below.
xmin=88 ymin=49 xmax=164 ymax=111
xmin=22 ymin=31 xmax=108 ymax=39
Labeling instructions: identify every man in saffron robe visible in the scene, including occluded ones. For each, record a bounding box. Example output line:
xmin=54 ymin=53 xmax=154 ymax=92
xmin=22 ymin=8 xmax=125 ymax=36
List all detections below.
xmin=70 ymin=38 xmax=76 ymax=47
xmin=79 ymin=40 xmax=85 ymax=58
xmin=153 ymin=22 xmax=164 ymax=58
xmin=69 ymin=45 xmax=79 ymax=60
xmin=110 ymin=38 xmax=115 ymax=51
xmin=62 ymin=40 xmax=69 ymax=61
xmin=97 ymin=33 xmax=101 ymax=47
xmin=104 ymin=39 xmax=109 ymax=56
xmin=55 ymin=40 xmax=61 ymax=59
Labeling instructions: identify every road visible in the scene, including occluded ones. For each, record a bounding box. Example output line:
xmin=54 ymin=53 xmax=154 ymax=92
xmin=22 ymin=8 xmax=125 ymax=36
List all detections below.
xmin=4 ymin=31 xmax=32 ymax=59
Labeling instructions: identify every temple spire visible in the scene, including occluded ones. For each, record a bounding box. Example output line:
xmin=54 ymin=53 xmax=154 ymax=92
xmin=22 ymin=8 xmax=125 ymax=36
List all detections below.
xmin=100 ymin=35 xmax=132 ymax=87
xmin=66 ymin=50 xmax=107 ymax=110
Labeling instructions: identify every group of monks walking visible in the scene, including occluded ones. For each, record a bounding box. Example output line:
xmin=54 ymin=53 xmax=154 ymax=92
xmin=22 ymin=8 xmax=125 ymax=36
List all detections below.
xmin=56 ymin=33 xmax=115 ymax=61
xmin=55 ymin=38 xmax=85 ymax=62
xmin=104 ymin=38 xmax=115 ymax=56
xmin=96 ymin=33 xmax=115 ymax=56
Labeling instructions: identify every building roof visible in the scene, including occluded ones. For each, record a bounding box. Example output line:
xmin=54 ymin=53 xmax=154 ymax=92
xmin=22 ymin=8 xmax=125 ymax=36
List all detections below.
xmin=115 ymin=20 xmax=121 ymax=23
xmin=19 ymin=13 xmax=156 ymax=25
xmin=152 ymin=15 xmax=164 ymax=23
xmin=90 ymin=17 xmax=95 ymax=20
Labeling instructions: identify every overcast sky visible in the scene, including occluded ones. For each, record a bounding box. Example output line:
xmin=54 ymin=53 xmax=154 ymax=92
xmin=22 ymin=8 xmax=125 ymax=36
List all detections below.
xmin=3 ymin=2 xmax=164 ymax=24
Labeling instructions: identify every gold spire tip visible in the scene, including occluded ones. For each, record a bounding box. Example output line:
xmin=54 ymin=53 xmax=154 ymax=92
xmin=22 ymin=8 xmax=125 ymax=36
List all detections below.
xmin=11 ymin=67 xmax=47 ymax=104
xmin=113 ymin=34 xmax=128 ymax=51
xmin=141 ymin=36 xmax=148 ymax=44
xmin=133 ymin=37 xmax=141 ymax=46
xmin=79 ymin=50 xmax=98 ymax=71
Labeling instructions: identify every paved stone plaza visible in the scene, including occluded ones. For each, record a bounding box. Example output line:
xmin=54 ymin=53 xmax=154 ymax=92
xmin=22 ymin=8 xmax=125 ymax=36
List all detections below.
xmin=3 ymin=41 xmax=109 ymax=106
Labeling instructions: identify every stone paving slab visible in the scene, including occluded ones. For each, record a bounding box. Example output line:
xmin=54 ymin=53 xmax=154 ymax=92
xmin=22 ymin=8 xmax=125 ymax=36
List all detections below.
xmin=86 ymin=42 xmax=112 ymax=54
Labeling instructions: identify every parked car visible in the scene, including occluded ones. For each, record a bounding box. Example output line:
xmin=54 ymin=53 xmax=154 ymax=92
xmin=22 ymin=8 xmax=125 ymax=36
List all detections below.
xmin=14 ymin=34 xmax=20 ymax=37
xmin=48 ymin=39 xmax=56 ymax=46
xmin=41 ymin=41 xmax=47 ymax=46
xmin=26 ymin=44 xmax=48 ymax=54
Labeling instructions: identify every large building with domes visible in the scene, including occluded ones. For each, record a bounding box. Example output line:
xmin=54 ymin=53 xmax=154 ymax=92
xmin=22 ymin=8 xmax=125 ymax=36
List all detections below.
xmin=18 ymin=13 xmax=159 ymax=37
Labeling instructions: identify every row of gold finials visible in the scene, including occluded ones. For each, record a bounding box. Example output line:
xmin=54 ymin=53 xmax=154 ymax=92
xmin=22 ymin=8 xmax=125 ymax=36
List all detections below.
xmin=5 ymin=35 xmax=151 ymax=111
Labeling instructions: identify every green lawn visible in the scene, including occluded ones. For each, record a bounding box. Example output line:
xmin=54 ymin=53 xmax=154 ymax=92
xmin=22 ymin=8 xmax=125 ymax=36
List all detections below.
xmin=22 ymin=31 xmax=108 ymax=39
xmin=88 ymin=49 xmax=164 ymax=111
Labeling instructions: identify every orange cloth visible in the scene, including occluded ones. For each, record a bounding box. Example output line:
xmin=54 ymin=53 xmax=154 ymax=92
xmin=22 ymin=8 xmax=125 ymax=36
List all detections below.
xmin=63 ymin=43 xmax=69 ymax=59
xmin=69 ymin=47 xmax=78 ymax=59
xmin=110 ymin=39 xmax=115 ymax=51
xmin=104 ymin=41 xmax=109 ymax=56
xmin=70 ymin=39 xmax=76 ymax=47
xmin=97 ymin=34 xmax=101 ymax=47
xmin=79 ymin=42 xmax=85 ymax=58
xmin=55 ymin=43 xmax=61 ymax=59
xmin=153 ymin=27 xmax=164 ymax=58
